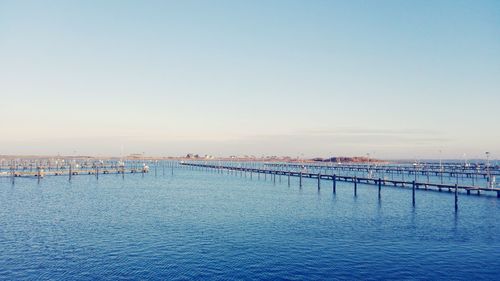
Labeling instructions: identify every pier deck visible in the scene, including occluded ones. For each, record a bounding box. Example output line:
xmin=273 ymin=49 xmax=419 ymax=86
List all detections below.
xmin=1 ymin=168 xmax=149 ymax=178
xmin=181 ymin=162 xmax=500 ymax=198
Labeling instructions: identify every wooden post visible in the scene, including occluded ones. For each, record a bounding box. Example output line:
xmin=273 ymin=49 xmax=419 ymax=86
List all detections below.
xmin=317 ymin=173 xmax=321 ymax=190
xmin=412 ymin=180 xmax=416 ymax=206
xmin=333 ymin=175 xmax=336 ymax=193
xmin=299 ymin=172 xmax=302 ymax=187
xmin=378 ymin=178 xmax=381 ymax=197
xmin=354 ymin=176 xmax=357 ymax=196
xmin=69 ymin=164 xmax=72 ymax=181
xmin=455 ymin=184 xmax=458 ymax=211
xmin=11 ymin=166 xmax=15 ymax=185
xmin=37 ymin=166 xmax=40 ymax=184
xmin=287 ymin=172 xmax=290 ymax=187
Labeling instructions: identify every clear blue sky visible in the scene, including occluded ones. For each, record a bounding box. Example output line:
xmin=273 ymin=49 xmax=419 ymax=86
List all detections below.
xmin=1 ymin=0 xmax=499 ymax=159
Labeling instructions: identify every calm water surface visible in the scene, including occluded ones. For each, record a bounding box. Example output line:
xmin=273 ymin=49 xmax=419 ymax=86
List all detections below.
xmin=1 ymin=168 xmax=499 ymax=280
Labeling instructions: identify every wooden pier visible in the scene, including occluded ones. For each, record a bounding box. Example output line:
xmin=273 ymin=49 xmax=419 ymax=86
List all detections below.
xmin=1 ymin=167 xmax=150 ymax=179
xmin=180 ymin=162 xmax=500 ymax=198
xmin=4 ymin=169 xmax=149 ymax=178
xmin=265 ymin=163 xmax=500 ymax=178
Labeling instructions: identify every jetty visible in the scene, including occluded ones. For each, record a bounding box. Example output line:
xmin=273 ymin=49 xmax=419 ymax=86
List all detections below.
xmin=180 ymin=162 xmax=500 ymax=201
xmin=265 ymin=163 xmax=500 ymax=178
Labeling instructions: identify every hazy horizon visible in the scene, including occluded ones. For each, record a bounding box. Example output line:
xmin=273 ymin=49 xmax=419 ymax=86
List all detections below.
xmin=1 ymin=0 xmax=499 ymax=159
xmin=0 ymin=151 xmax=497 ymax=162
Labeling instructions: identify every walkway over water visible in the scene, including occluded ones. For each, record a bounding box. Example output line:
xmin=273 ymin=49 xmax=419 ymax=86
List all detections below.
xmin=0 ymin=160 xmax=179 ymax=180
xmin=265 ymin=163 xmax=500 ymax=178
xmin=3 ymin=168 xmax=149 ymax=178
xmin=181 ymin=162 xmax=500 ymax=200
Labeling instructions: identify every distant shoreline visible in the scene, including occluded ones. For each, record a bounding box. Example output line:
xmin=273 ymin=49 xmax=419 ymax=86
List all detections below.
xmin=0 ymin=154 xmax=385 ymax=163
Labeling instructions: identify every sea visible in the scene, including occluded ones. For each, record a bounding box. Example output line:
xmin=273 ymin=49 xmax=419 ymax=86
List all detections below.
xmin=1 ymin=165 xmax=499 ymax=280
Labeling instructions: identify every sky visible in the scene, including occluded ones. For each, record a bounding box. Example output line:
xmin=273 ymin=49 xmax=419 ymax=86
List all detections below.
xmin=0 ymin=0 xmax=499 ymax=159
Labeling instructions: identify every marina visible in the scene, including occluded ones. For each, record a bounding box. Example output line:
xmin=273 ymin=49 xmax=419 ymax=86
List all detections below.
xmin=1 ymin=159 xmax=499 ymax=280
xmin=181 ymin=161 xmax=500 ymax=198
xmin=2 ymin=0 xmax=499 ymax=279
xmin=3 ymin=159 xmax=498 ymax=198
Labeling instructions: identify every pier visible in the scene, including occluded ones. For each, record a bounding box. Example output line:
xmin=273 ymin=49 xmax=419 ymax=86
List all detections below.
xmin=180 ymin=162 xmax=500 ymax=199
xmin=5 ymin=167 xmax=150 ymax=178
xmin=0 ymin=159 xmax=177 ymax=180
xmin=265 ymin=163 xmax=500 ymax=178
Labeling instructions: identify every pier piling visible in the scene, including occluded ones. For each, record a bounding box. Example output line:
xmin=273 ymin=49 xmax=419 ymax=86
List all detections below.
xmin=11 ymin=167 xmax=15 ymax=185
xmin=333 ymin=175 xmax=336 ymax=193
xmin=378 ymin=178 xmax=381 ymax=198
xmin=354 ymin=177 xmax=357 ymax=196
xmin=412 ymin=181 xmax=416 ymax=206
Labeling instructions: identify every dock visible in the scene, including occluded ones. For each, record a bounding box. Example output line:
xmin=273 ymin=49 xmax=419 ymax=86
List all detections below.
xmin=180 ymin=162 xmax=500 ymax=199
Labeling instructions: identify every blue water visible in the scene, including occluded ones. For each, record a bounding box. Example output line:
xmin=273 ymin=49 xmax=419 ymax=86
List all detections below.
xmin=1 ymin=167 xmax=499 ymax=280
